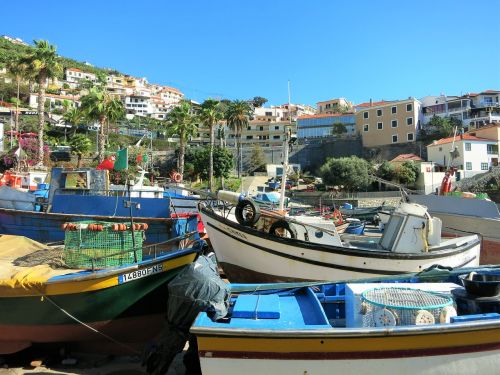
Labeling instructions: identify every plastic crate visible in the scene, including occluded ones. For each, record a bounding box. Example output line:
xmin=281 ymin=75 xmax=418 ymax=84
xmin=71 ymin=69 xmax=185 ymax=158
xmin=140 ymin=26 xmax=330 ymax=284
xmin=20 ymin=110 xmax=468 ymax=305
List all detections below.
xmin=63 ymin=221 xmax=144 ymax=269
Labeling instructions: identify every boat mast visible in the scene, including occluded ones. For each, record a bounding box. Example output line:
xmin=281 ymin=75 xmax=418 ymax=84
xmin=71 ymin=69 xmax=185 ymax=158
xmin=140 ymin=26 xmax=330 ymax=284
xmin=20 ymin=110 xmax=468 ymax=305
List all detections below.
xmin=278 ymin=81 xmax=292 ymax=212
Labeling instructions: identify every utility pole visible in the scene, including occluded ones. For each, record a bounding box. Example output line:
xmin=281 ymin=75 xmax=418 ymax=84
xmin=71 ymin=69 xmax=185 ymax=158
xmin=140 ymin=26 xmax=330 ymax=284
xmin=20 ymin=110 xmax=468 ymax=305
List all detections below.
xmin=279 ymin=81 xmax=292 ymax=212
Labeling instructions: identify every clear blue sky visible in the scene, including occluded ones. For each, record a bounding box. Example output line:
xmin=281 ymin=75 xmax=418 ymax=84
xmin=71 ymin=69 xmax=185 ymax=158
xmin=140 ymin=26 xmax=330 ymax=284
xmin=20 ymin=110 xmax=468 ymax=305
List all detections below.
xmin=3 ymin=0 xmax=500 ymax=106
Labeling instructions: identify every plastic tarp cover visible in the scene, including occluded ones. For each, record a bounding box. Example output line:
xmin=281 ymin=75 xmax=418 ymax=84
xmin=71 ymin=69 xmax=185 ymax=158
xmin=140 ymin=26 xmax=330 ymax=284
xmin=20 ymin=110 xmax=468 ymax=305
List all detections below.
xmin=143 ymin=255 xmax=230 ymax=375
xmin=0 ymin=186 xmax=36 ymax=210
xmin=0 ymin=235 xmax=73 ymax=297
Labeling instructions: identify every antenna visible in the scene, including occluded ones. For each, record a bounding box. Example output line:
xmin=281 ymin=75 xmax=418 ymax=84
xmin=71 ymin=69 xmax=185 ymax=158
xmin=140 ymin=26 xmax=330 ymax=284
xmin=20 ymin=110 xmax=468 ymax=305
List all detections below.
xmin=278 ymin=81 xmax=292 ymax=212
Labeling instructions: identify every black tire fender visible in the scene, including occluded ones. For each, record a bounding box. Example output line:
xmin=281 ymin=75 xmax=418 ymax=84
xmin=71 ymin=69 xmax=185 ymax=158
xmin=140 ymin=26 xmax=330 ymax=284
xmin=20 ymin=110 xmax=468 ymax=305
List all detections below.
xmin=235 ymin=198 xmax=261 ymax=226
xmin=269 ymin=219 xmax=297 ymax=239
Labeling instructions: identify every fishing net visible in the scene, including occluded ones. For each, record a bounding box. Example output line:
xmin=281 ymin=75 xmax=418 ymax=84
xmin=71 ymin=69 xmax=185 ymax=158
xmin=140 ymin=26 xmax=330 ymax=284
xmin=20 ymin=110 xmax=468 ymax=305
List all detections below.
xmin=361 ymin=287 xmax=455 ymax=327
xmin=63 ymin=221 xmax=144 ymax=269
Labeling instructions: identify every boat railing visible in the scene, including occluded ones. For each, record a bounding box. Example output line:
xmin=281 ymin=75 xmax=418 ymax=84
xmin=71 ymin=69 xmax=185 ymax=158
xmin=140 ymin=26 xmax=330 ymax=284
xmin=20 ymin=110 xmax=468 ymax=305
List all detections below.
xmin=87 ymin=230 xmax=199 ymax=271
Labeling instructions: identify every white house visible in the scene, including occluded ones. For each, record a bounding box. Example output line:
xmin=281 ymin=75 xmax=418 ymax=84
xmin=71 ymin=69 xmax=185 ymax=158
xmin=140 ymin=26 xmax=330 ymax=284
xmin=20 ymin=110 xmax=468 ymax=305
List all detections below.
xmin=65 ymin=68 xmax=96 ymax=88
xmin=427 ymin=134 xmax=498 ymax=179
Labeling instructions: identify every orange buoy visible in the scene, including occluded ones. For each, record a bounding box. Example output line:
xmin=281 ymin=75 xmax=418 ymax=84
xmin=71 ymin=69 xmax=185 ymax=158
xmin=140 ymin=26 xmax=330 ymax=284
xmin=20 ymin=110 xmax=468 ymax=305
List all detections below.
xmin=61 ymin=223 xmax=68 ymax=231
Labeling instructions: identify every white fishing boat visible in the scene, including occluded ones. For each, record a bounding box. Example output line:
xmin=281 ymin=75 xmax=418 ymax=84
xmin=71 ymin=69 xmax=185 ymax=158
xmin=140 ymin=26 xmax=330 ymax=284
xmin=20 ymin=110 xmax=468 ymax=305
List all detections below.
xmin=199 ymin=196 xmax=481 ymax=282
xmin=191 ymin=267 xmax=500 ymax=375
xmin=408 ymin=193 xmax=500 ymax=264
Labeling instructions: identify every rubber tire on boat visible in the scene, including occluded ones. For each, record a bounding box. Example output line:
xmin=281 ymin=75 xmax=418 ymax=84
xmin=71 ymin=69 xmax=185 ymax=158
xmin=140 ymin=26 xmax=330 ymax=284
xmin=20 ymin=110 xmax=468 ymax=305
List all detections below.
xmin=269 ymin=219 xmax=298 ymax=239
xmin=235 ymin=198 xmax=261 ymax=226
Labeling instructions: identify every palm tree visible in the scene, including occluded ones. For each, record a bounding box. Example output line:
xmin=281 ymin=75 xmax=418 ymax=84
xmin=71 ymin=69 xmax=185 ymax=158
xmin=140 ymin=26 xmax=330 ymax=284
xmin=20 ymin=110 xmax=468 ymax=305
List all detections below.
xmin=167 ymin=101 xmax=198 ymax=179
xmin=22 ymin=40 xmax=62 ymax=165
xmin=226 ymin=100 xmax=253 ymax=178
xmin=69 ymin=134 xmax=92 ymax=167
xmin=199 ymin=99 xmax=224 ymax=191
xmin=63 ymin=107 xmax=84 ymax=137
xmin=6 ymin=57 xmax=30 ymax=144
xmin=80 ymin=87 xmax=125 ymax=162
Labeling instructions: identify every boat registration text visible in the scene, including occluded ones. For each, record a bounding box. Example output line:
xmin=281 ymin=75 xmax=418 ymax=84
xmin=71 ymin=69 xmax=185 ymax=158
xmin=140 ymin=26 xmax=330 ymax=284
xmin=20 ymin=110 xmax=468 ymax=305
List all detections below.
xmin=118 ymin=264 xmax=164 ymax=284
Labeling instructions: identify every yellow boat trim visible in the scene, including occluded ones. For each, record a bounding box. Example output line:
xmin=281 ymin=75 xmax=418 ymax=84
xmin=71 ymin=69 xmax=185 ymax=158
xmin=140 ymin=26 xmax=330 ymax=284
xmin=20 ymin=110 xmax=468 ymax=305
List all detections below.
xmin=2 ymin=253 xmax=196 ymax=297
xmin=197 ymin=327 xmax=500 ymax=353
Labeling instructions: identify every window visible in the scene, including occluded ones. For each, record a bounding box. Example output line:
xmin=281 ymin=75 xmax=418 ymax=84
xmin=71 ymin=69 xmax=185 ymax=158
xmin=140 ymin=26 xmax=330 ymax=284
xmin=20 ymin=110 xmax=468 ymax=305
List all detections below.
xmin=466 ymin=162 xmax=472 ymax=170
xmin=247 ymin=126 xmax=251 ymax=130
xmin=246 ymin=135 xmax=253 ymax=139
xmin=391 ymin=120 xmax=398 ymax=128
xmin=392 ymin=135 xmax=398 ymax=143
xmin=439 ymin=147 xmax=442 ymax=151
xmin=273 ymin=135 xmax=280 ymax=139
xmin=406 ymin=103 xmax=412 ymax=111
xmin=391 ymin=106 xmax=397 ymax=114
xmin=326 ymin=104 xmax=331 ymax=109
xmin=259 ymin=126 xmax=264 ymax=131
xmin=377 ymin=109 xmax=382 ymax=116
xmin=363 ymin=112 xmax=369 ymax=119
xmin=465 ymin=143 xmax=471 ymax=151
xmin=481 ymin=163 xmax=489 ymax=170
xmin=407 ymin=133 xmax=414 ymax=141
xmin=407 ymin=117 xmax=413 ymax=126
xmin=274 ymin=126 xmax=279 ymax=130
xmin=363 ymin=124 xmax=369 ymax=132
xmin=487 ymin=144 xmax=498 ymax=154
xmin=265 ymin=111 xmax=272 ymax=116
xmin=377 ymin=122 xmax=383 ymax=130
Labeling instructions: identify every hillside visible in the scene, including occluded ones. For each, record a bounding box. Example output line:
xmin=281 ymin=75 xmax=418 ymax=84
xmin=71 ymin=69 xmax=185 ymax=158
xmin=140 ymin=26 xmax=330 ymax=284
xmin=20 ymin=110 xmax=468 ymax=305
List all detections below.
xmin=0 ymin=38 xmax=122 ymax=79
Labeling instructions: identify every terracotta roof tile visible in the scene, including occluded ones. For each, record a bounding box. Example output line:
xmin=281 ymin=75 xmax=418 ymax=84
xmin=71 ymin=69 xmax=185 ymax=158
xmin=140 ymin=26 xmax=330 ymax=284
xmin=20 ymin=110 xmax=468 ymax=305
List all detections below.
xmin=428 ymin=134 xmax=493 ymax=146
xmin=390 ymin=153 xmax=423 ymax=162
xmin=355 ymin=100 xmax=395 ymax=108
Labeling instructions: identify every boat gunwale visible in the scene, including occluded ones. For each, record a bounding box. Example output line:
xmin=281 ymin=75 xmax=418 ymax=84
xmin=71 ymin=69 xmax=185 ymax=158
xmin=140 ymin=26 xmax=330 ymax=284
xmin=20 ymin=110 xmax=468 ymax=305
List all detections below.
xmin=190 ymin=318 xmax=500 ymax=338
xmin=45 ymin=247 xmax=200 ymax=284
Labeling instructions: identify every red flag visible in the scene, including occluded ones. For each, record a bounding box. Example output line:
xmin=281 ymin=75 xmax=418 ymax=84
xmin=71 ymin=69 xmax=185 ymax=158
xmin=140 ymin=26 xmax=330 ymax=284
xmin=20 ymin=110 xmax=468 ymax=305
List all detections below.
xmin=136 ymin=154 xmax=143 ymax=163
xmin=96 ymin=155 xmax=116 ymax=170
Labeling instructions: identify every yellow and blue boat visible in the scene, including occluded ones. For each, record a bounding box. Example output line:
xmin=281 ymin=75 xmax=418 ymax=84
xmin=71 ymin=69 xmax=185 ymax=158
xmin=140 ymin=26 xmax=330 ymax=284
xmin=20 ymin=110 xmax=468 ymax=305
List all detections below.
xmin=0 ymin=233 xmax=201 ymax=354
xmin=192 ymin=266 xmax=500 ymax=375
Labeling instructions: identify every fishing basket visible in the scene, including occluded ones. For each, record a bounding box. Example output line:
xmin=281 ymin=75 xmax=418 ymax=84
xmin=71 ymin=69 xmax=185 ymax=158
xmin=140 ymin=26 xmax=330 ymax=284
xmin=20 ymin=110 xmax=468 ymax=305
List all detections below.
xmin=63 ymin=220 xmax=147 ymax=269
xmin=360 ymin=287 xmax=455 ymax=327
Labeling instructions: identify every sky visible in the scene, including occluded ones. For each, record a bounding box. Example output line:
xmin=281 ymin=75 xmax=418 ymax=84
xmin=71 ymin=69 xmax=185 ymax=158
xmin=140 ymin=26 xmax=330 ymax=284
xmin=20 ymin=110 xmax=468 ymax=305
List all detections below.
xmin=3 ymin=0 xmax=500 ymax=106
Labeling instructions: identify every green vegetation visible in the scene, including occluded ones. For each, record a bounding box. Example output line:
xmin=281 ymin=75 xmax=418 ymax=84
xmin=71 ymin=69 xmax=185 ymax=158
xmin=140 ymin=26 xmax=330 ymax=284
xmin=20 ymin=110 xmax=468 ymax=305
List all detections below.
xmin=248 ymin=144 xmax=267 ymax=173
xmin=166 ymin=100 xmax=198 ymax=177
xmin=69 ymin=134 xmax=92 ymax=167
xmin=199 ymin=98 xmax=224 ymax=191
xmin=20 ymin=40 xmax=63 ymax=164
xmin=225 ymin=100 xmax=253 ymax=178
xmin=0 ymin=38 xmax=120 ymax=79
xmin=375 ymin=160 xmax=420 ymax=186
xmin=319 ymin=156 xmax=372 ymax=191
xmin=80 ymin=87 xmax=125 ymax=162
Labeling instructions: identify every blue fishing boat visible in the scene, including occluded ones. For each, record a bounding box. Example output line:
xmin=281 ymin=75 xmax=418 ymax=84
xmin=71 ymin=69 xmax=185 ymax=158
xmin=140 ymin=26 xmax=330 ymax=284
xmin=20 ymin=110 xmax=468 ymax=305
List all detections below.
xmin=0 ymin=168 xmax=198 ymax=243
xmin=191 ymin=266 xmax=500 ymax=375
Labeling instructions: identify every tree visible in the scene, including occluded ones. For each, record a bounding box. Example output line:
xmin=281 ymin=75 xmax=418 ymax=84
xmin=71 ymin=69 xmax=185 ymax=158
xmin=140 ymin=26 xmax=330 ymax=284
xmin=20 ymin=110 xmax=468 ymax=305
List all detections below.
xmin=21 ymin=40 xmax=62 ymax=165
xmin=395 ymin=161 xmax=420 ymax=185
xmin=319 ymin=156 xmax=372 ymax=191
xmin=376 ymin=161 xmax=396 ymax=181
xmin=167 ymin=100 xmax=198 ymax=178
xmin=332 ymin=123 xmax=347 ymax=136
xmin=6 ymin=56 xmax=30 ymax=143
xmin=249 ymin=144 xmax=266 ymax=173
xmin=428 ymin=115 xmax=456 ymax=138
xmin=69 ymin=134 xmax=92 ymax=167
xmin=63 ymin=107 xmax=84 ymax=137
xmin=199 ymin=98 xmax=224 ymax=191
xmin=252 ymin=96 xmax=268 ymax=108
xmin=226 ymin=100 xmax=253 ymax=178
xmin=80 ymin=87 xmax=125 ymax=162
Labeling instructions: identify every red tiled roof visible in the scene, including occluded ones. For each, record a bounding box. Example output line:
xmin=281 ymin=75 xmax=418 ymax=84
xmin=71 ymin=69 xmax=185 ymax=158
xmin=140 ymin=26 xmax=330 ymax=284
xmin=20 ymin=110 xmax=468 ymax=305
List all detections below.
xmin=355 ymin=100 xmax=395 ymax=108
xmin=390 ymin=153 xmax=423 ymax=163
xmin=299 ymin=113 xmax=353 ymax=119
xmin=67 ymin=68 xmax=82 ymax=72
xmin=429 ymin=134 xmax=493 ymax=146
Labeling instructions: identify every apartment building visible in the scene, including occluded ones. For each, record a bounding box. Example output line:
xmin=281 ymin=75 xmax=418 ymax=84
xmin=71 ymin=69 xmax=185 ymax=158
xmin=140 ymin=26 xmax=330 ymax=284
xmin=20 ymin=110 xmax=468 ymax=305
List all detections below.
xmin=297 ymin=113 xmax=356 ymax=139
xmin=355 ymin=98 xmax=422 ymax=147
xmin=65 ymin=68 xmax=96 ymax=88
xmin=421 ymin=90 xmax=500 ymax=129
xmin=427 ymin=134 xmax=498 ymax=178
xmin=317 ymin=98 xmax=353 ymax=114
xmin=29 ymin=93 xmax=80 ymax=110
